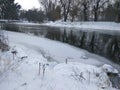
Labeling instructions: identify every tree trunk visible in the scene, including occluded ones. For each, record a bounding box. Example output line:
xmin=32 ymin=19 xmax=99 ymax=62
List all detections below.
xmin=63 ymin=6 xmax=67 ymax=22
xmin=94 ymin=11 xmax=98 ymax=21
xmin=115 ymin=1 xmax=120 ymax=23
xmin=63 ymin=0 xmax=71 ymax=22
xmin=64 ymin=15 xmax=67 ymax=22
xmin=116 ymin=12 xmax=120 ymax=23
xmin=83 ymin=4 xmax=88 ymax=21
xmin=83 ymin=9 xmax=87 ymax=21
xmin=71 ymin=15 xmax=74 ymax=22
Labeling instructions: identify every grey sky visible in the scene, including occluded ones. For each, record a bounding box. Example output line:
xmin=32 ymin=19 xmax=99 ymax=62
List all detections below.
xmin=15 ymin=0 xmax=41 ymax=10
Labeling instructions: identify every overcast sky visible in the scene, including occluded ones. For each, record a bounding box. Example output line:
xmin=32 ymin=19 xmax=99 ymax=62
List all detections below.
xmin=15 ymin=0 xmax=41 ymax=10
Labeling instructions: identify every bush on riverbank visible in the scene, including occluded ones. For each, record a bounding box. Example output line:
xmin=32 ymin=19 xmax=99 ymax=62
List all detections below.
xmin=0 ymin=31 xmax=9 ymax=52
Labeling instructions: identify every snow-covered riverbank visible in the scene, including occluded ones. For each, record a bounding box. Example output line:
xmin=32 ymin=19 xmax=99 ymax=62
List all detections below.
xmin=0 ymin=31 xmax=120 ymax=90
xmin=42 ymin=21 xmax=120 ymax=31
xmin=15 ymin=21 xmax=120 ymax=31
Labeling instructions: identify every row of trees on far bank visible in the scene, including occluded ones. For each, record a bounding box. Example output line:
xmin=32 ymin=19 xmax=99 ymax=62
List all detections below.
xmin=39 ymin=0 xmax=120 ymax=22
xmin=0 ymin=0 xmax=120 ymax=23
xmin=20 ymin=9 xmax=45 ymax=22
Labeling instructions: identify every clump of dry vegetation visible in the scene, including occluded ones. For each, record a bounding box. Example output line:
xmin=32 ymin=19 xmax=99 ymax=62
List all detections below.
xmin=0 ymin=30 xmax=9 ymax=52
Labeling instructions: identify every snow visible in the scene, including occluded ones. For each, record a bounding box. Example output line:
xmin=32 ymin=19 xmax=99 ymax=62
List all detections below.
xmin=43 ymin=21 xmax=120 ymax=31
xmin=0 ymin=31 xmax=119 ymax=90
xmin=14 ymin=21 xmax=120 ymax=32
xmin=0 ymin=51 xmax=12 ymax=74
xmin=102 ymin=64 xmax=119 ymax=74
xmin=0 ymin=19 xmax=19 ymax=23
xmin=6 ymin=31 xmax=120 ymax=68
xmin=15 ymin=22 xmax=41 ymax=26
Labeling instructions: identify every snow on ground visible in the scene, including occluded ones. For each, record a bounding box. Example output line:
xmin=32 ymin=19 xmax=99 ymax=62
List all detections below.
xmin=0 ymin=44 xmax=117 ymax=90
xmin=43 ymin=21 xmax=120 ymax=31
xmin=15 ymin=21 xmax=120 ymax=31
xmin=0 ymin=31 xmax=119 ymax=90
xmin=15 ymin=22 xmax=41 ymax=26
xmin=6 ymin=31 xmax=120 ymax=69
xmin=0 ymin=51 xmax=12 ymax=74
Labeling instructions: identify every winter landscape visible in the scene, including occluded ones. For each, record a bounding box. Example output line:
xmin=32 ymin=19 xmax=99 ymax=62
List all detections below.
xmin=0 ymin=0 xmax=120 ymax=90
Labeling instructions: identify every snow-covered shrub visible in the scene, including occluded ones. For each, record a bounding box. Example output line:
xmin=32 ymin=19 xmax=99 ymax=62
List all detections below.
xmin=0 ymin=30 xmax=9 ymax=52
xmin=96 ymin=71 xmax=111 ymax=89
xmin=101 ymin=64 xmax=120 ymax=89
xmin=0 ymin=30 xmax=10 ymax=75
xmin=71 ymin=68 xmax=86 ymax=82
xmin=101 ymin=64 xmax=118 ymax=74
xmin=71 ymin=66 xmax=111 ymax=89
xmin=53 ymin=63 xmax=116 ymax=89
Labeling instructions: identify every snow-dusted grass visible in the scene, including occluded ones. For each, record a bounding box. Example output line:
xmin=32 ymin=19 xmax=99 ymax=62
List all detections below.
xmin=0 ymin=44 xmax=117 ymax=90
xmin=43 ymin=21 xmax=120 ymax=31
xmin=0 ymin=31 xmax=119 ymax=90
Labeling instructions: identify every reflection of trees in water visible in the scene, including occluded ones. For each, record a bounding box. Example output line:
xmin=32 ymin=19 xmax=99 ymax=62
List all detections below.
xmin=45 ymin=27 xmax=120 ymax=64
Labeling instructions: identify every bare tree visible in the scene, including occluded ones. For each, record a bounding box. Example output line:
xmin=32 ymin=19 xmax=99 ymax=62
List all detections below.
xmin=114 ymin=0 xmax=120 ymax=22
xmin=81 ymin=0 xmax=90 ymax=21
xmin=40 ymin=0 xmax=61 ymax=21
xmin=60 ymin=0 xmax=72 ymax=21
xmin=39 ymin=0 xmax=50 ymax=13
xmin=70 ymin=0 xmax=81 ymax=22
xmin=39 ymin=0 xmax=53 ymax=20
xmin=90 ymin=0 xmax=109 ymax=21
xmin=102 ymin=4 xmax=116 ymax=21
